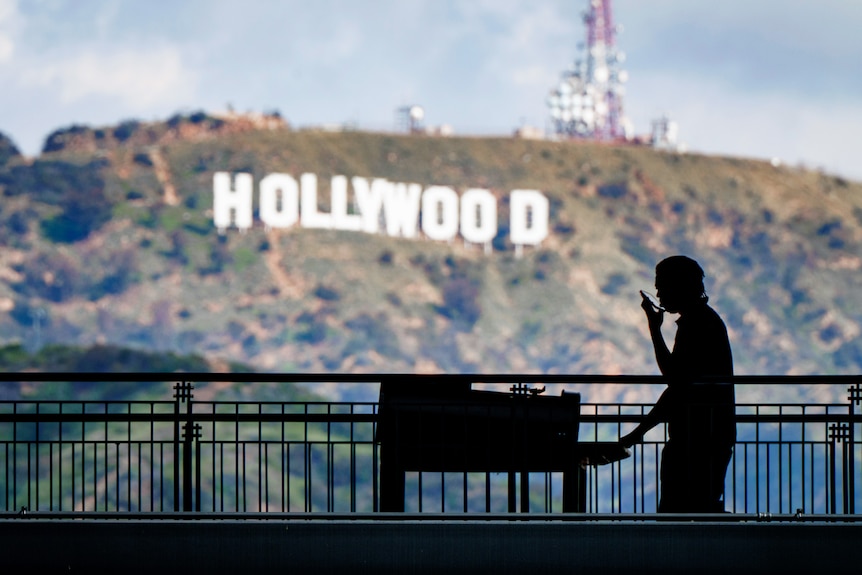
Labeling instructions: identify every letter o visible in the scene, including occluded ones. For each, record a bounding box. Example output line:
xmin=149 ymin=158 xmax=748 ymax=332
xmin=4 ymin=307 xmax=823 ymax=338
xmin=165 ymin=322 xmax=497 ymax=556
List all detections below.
xmin=421 ymin=186 xmax=459 ymax=241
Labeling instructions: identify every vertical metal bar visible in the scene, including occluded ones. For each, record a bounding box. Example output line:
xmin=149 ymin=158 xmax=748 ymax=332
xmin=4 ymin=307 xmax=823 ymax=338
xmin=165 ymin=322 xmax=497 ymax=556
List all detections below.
xmin=35 ymin=403 xmax=39 ymax=511
xmin=160 ymin=443 xmax=166 ymax=512
xmin=71 ymin=441 xmax=76 ymax=512
xmin=282 ymin=403 xmax=287 ymax=513
xmin=195 ymin=428 xmax=202 ymax=513
xmin=58 ymin=404 xmax=63 ymax=512
xmin=235 ymin=403 xmax=239 ymax=513
xmin=543 ymin=472 xmax=549 ymax=514
xmin=801 ymin=405 xmax=806 ymax=513
xmin=212 ymin=404 xmax=217 ymax=513
xmin=327 ymin=403 xmax=333 ymax=513
xmin=80 ymin=405 xmax=85 ymax=511
xmin=173 ymin=391 xmax=180 ymax=512
xmin=184 ymin=388 xmax=194 ymax=512
xmin=49 ymin=441 xmax=53 ymax=512
xmin=26 ymin=442 xmax=31 ymax=511
xmin=95 ymin=439 xmax=100 ymax=511
xmin=743 ymin=443 xmax=748 ymax=513
xmin=372 ymin=403 xmax=378 ymax=514
xmin=304 ymin=403 xmax=311 ymax=512
xmin=842 ymin=438 xmax=849 ymax=514
xmin=6 ymin=440 xmax=10 ymax=511
xmin=183 ymin=425 xmax=192 ymax=512
xmin=137 ymin=442 xmax=142 ymax=512
xmin=632 ymin=405 xmax=646 ymax=513
xmin=350 ymin=404 xmax=356 ymax=513
xmin=242 ymin=442 xmax=248 ymax=512
xmin=610 ymin=449 xmax=617 ymax=514
xmin=755 ymin=406 xmax=760 ymax=513
xmin=654 ymin=434 xmax=660 ymax=512
xmin=778 ymin=406 xmax=783 ymax=514
xmin=150 ymin=403 xmax=155 ymax=512
xmin=286 ymin=441 xmax=291 ymax=512
xmin=766 ymin=443 xmax=771 ymax=514
xmin=787 ymin=437 xmax=793 ymax=515
xmin=848 ymin=388 xmax=856 ymax=514
xmin=616 ymin=404 xmax=621 ymax=513
xmin=12 ymin=403 xmax=17 ymax=511
xmin=258 ymin=403 xmax=263 ymax=513
xmin=264 ymin=442 xmax=270 ymax=512
xmin=115 ymin=441 xmax=120 ymax=511
xmin=809 ymin=442 xmax=815 ymax=513
xmin=830 ymin=431 xmax=837 ymax=514
xmin=101 ymin=406 xmax=107 ymax=511
xmin=128 ymin=403 xmax=133 ymax=512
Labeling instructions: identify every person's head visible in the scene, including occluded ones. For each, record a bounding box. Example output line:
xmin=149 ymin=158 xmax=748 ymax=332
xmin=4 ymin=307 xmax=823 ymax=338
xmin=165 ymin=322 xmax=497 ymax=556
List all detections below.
xmin=654 ymin=255 xmax=708 ymax=313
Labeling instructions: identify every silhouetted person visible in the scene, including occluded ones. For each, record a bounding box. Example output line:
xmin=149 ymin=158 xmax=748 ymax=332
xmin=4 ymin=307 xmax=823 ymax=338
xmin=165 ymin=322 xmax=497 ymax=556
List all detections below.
xmin=620 ymin=256 xmax=736 ymax=513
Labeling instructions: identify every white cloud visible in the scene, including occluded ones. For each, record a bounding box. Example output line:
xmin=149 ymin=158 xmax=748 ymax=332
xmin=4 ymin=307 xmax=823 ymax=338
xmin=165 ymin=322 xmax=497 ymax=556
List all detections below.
xmin=0 ymin=35 xmax=11 ymax=62
xmin=0 ymin=0 xmax=18 ymax=63
xmin=628 ymin=71 xmax=862 ymax=181
xmin=1 ymin=0 xmax=860 ymax=181
xmin=0 ymin=0 xmax=16 ymax=22
xmin=21 ymin=44 xmax=197 ymax=108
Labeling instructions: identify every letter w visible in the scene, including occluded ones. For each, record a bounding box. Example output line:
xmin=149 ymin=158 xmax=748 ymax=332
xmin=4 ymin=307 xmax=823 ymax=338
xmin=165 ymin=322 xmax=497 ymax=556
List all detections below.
xmin=383 ymin=182 xmax=422 ymax=238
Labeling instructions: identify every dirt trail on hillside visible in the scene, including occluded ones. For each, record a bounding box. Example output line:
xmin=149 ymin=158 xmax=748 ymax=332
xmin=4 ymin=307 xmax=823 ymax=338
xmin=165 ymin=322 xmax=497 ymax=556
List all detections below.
xmin=148 ymin=147 xmax=179 ymax=206
xmin=264 ymin=229 xmax=306 ymax=298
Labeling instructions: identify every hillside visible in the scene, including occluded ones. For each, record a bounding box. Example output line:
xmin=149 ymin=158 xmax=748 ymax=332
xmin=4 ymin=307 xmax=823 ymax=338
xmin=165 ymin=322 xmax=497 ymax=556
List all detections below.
xmin=1 ymin=117 xmax=861 ymax=395
xmin=0 ymin=342 xmax=323 ymax=405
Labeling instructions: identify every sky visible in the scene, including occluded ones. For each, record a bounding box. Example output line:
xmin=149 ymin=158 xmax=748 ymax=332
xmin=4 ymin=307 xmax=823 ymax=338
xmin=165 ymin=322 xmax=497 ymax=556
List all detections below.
xmin=1 ymin=0 xmax=861 ymax=181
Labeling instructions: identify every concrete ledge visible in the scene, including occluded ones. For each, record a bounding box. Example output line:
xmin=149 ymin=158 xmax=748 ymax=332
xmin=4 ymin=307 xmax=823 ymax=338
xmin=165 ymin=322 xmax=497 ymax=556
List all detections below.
xmin=1 ymin=519 xmax=858 ymax=574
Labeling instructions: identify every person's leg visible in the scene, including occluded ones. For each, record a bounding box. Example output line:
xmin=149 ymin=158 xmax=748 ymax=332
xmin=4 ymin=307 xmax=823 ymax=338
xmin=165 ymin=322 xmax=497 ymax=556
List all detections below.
xmin=658 ymin=442 xmax=687 ymax=513
xmin=687 ymin=446 xmax=732 ymax=512
xmin=708 ymin=446 xmax=733 ymax=512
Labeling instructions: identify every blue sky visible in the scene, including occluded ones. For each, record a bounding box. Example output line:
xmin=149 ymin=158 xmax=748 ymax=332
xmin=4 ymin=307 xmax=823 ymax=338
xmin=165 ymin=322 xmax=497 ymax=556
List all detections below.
xmin=1 ymin=0 xmax=861 ymax=180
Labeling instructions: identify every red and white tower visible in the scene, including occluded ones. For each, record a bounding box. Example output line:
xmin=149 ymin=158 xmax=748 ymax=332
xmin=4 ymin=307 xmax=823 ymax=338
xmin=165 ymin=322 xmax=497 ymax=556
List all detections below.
xmin=547 ymin=0 xmax=631 ymax=141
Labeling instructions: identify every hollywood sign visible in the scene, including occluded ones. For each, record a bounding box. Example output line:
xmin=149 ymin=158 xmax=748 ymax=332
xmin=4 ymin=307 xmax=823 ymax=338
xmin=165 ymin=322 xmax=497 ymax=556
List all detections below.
xmin=213 ymin=172 xmax=549 ymax=250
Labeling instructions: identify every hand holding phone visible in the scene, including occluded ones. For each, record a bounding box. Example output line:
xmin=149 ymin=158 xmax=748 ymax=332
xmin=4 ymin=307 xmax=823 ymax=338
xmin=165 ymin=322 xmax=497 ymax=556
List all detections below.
xmin=640 ymin=290 xmax=665 ymax=312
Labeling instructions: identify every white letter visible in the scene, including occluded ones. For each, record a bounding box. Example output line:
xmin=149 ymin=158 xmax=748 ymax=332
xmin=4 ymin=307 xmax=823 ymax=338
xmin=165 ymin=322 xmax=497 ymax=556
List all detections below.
xmin=384 ymin=182 xmax=422 ymax=238
xmin=301 ymin=173 xmax=333 ymax=229
xmin=510 ymin=189 xmax=549 ymax=246
xmin=213 ymin=172 xmax=253 ymax=231
xmin=460 ymin=188 xmax=497 ymax=245
xmin=259 ymin=173 xmax=299 ymax=229
xmin=331 ymin=175 xmax=362 ymax=231
xmin=421 ymin=186 xmax=459 ymax=241
xmin=352 ymin=177 xmax=391 ymax=234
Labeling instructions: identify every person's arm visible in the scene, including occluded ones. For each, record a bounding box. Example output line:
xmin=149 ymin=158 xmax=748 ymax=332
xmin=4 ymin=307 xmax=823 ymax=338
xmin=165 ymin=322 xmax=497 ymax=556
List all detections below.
xmin=619 ymin=386 xmax=673 ymax=447
xmin=622 ymin=295 xmax=678 ymax=447
xmin=642 ymin=298 xmax=674 ymax=376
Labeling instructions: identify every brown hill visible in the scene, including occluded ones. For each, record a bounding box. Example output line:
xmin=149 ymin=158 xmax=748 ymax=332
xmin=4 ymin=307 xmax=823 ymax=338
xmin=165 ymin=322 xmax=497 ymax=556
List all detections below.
xmin=1 ymin=120 xmax=860 ymax=390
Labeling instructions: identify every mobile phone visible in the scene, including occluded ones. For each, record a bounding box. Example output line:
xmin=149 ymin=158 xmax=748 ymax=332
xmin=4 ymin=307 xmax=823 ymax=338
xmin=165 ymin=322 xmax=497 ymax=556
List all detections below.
xmin=640 ymin=290 xmax=665 ymax=312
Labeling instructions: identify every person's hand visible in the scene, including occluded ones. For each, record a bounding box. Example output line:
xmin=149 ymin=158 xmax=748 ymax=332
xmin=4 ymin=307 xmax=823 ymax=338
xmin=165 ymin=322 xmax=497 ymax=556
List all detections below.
xmin=640 ymin=294 xmax=664 ymax=331
xmin=619 ymin=429 xmax=643 ymax=448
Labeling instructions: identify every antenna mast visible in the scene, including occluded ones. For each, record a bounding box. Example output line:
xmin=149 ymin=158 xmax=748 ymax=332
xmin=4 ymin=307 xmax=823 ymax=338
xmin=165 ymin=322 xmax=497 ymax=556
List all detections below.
xmin=547 ymin=0 xmax=630 ymax=141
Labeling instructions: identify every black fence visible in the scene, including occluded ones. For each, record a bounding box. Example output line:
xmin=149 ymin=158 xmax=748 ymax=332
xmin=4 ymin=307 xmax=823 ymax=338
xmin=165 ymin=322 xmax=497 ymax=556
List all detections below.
xmin=1 ymin=374 xmax=860 ymax=519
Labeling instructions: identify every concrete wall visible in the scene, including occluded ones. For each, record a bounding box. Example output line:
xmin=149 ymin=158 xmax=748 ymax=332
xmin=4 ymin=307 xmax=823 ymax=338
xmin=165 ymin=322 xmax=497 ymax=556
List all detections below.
xmin=1 ymin=519 xmax=858 ymax=574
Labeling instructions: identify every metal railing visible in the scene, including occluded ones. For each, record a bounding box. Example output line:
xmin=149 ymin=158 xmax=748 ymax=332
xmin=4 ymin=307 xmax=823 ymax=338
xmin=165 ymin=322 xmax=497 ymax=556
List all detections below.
xmin=1 ymin=373 xmax=859 ymax=519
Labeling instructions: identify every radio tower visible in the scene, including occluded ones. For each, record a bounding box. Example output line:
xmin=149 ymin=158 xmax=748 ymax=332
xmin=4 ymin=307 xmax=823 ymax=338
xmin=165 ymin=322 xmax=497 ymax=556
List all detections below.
xmin=547 ymin=0 xmax=631 ymax=141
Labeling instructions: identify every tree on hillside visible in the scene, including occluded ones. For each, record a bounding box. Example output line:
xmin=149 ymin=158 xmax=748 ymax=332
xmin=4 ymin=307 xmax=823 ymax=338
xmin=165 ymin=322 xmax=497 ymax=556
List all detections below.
xmin=41 ymin=125 xmax=91 ymax=154
xmin=0 ymin=131 xmax=22 ymax=166
xmin=41 ymin=182 xmax=113 ymax=243
xmin=0 ymin=159 xmax=116 ymax=243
